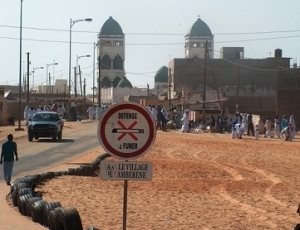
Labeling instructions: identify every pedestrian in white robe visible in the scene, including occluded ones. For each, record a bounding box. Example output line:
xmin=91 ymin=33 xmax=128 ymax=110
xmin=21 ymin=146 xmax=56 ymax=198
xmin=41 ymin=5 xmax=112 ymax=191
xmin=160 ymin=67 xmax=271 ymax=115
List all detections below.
xmin=242 ymin=113 xmax=248 ymax=135
xmin=23 ymin=106 xmax=30 ymax=125
xmin=29 ymin=107 xmax=36 ymax=120
xmin=231 ymin=125 xmax=236 ymax=139
xmin=235 ymin=123 xmax=243 ymax=139
xmin=254 ymin=124 xmax=260 ymax=140
xmin=36 ymin=105 xmax=42 ymax=113
xmin=151 ymin=106 xmax=157 ymax=121
xmin=181 ymin=110 xmax=190 ymax=133
xmin=264 ymin=117 xmax=272 ymax=138
xmin=96 ymin=106 xmax=101 ymax=120
xmin=289 ymin=115 xmax=296 ymax=139
xmin=272 ymin=115 xmax=281 ymax=138
xmin=57 ymin=105 xmax=66 ymax=120
xmin=87 ymin=105 xmax=94 ymax=120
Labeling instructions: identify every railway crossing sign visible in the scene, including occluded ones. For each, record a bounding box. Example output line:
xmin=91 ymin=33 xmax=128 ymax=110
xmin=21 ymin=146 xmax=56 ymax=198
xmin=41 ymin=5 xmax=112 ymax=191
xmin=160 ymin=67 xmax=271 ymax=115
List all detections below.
xmin=98 ymin=102 xmax=156 ymax=160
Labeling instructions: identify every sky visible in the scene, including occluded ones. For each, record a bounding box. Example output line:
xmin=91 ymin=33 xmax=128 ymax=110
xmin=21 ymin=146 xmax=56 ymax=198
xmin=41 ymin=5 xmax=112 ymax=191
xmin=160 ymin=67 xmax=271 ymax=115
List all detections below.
xmin=1 ymin=0 xmax=300 ymax=94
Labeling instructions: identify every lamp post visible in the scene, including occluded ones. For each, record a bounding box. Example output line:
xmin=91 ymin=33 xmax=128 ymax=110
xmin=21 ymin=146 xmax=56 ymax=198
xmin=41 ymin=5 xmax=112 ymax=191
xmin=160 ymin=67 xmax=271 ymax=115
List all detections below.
xmin=16 ymin=0 xmax=24 ymax=131
xmin=32 ymin=66 xmax=43 ymax=91
xmin=76 ymin=54 xmax=90 ymax=97
xmin=68 ymin=18 xmax=92 ymax=97
xmin=46 ymin=62 xmax=58 ymax=93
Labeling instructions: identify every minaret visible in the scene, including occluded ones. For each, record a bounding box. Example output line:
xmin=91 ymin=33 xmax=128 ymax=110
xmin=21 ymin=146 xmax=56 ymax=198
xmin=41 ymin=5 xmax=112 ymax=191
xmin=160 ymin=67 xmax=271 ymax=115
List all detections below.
xmin=185 ymin=16 xmax=214 ymax=59
xmin=98 ymin=16 xmax=125 ymax=88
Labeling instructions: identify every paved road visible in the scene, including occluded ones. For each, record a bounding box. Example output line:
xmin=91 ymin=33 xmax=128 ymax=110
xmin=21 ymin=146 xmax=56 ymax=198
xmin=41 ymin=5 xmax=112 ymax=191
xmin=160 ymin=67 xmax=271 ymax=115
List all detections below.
xmin=2 ymin=121 xmax=102 ymax=180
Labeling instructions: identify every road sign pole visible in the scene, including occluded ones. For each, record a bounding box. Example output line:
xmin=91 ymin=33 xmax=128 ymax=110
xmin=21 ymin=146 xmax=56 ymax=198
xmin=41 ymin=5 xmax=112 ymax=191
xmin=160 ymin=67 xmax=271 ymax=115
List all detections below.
xmin=123 ymin=178 xmax=128 ymax=230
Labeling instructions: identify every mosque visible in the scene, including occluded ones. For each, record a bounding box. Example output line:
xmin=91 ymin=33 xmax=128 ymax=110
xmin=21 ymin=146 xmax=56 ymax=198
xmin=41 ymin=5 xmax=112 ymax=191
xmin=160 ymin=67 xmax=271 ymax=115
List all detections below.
xmin=97 ymin=16 xmax=300 ymax=122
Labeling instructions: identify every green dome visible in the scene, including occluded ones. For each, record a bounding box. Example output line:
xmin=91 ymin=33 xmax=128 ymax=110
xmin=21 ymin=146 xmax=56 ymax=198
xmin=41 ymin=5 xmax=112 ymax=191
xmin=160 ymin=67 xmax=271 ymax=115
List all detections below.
xmin=154 ymin=66 xmax=168 ymax=83
xmin=100 ymin=16 xmax=124 ymax=35
xmin=187 ymin=18 xmax=213 ymax=37
xmin=117 ymin=77 xmax=133 ymax=88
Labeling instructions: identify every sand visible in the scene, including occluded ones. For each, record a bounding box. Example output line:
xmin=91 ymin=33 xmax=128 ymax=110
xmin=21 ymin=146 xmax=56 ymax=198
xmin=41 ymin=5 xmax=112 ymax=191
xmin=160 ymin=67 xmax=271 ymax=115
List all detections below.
xmin=35 ymin=128 xmax=300 ymax=230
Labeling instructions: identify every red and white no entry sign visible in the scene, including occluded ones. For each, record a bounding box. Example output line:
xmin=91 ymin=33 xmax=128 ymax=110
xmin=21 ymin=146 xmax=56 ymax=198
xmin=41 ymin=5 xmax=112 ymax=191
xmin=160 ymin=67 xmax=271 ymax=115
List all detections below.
xmin=98 ymin=102 xmax=156 ymax=160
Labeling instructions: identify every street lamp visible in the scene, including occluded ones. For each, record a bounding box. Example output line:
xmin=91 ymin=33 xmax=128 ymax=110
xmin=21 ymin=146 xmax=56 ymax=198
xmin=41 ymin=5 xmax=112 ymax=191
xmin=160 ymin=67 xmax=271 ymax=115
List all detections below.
xmin=32 ymin=66 xmax=43 ymax=90
xmin=68 ymin=18 xmax=92 ymax=96
xmin=46 ymin=62 xmax=58 ymax=93
xmin=16 ymin=0 xmax=24 ymax=131
xmin=76 ymin=54 xmax=90 ymax=97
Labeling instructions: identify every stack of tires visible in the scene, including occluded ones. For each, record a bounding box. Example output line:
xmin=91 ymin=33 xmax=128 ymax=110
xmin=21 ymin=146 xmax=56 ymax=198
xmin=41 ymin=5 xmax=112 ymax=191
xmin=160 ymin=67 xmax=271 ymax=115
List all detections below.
xmin=8 ymin=153 xmax=110 ymax=229
xmin=10 ymin=175 xmax=83 ymax=230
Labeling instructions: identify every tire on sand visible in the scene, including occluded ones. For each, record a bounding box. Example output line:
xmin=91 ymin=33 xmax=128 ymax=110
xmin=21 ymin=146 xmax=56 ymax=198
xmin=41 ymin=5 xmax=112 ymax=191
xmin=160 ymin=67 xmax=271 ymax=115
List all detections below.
xmin=25 ymin=197 xmax=42 ymax=217
xmin=48 ymin=208 xmax=61 ymax=230
xmin=54 ymin=207 xmax=83 ymax=230
xmin=17 ymin=194 xmax=33 ymax=215
xmin=42 ymin=201 xmax=62 ymax=227
xmin=31 ymin=200 xmax=48 ymax=224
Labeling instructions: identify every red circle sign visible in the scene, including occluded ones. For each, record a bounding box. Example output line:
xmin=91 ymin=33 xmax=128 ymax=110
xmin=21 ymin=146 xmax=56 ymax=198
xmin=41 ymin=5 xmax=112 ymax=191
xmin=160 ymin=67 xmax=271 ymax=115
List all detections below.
xmin=98 ymin=102 xmax=156 ymax=160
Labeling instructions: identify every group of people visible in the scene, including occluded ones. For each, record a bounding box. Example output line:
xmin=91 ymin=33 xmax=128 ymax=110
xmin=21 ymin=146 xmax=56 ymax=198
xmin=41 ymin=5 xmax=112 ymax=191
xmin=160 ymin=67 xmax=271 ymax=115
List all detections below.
xmin=230 ymin=112 xmax=249 ymax=139
xmin=228 ymin=112 xmax=296 ymax=141
xmin=264 ymin=114 xmax=296 ymax=141
xmin=86 ymin=105 xmax=107 ymax=121
xmin=175 ymin=109 xmax=297 ymax=142
xmin=24 ymin=103 xmax=66 ymax=124
xmin=146 ymin=105 xmax=170 ymax=131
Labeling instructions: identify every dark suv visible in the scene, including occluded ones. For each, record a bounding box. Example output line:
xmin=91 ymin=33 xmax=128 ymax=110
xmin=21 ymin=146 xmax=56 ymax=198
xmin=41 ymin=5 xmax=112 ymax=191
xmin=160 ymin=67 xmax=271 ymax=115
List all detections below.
xmin=27 ymin=111 xmax=64 ymax=141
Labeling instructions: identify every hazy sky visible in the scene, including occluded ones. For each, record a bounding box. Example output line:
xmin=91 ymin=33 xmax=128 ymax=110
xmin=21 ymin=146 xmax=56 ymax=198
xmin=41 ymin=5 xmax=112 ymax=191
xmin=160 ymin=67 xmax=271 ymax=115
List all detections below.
xmin=1 ymin=0 xmax=300 ymax=94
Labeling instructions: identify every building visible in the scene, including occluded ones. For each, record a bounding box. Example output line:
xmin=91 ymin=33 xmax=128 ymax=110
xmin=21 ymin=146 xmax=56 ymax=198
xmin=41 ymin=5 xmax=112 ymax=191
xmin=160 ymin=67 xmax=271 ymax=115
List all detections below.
xmin=168 ymin=17 xmax=300 ymax=124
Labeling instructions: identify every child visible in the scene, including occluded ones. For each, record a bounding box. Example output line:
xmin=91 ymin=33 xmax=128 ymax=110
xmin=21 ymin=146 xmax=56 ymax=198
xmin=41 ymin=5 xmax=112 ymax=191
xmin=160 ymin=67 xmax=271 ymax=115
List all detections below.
xmin=235 ymin=123 xmax=243 ymax=139
xmin=231 ymin=125 xmax=236 ymax=139
xmin=282 ymin=125 xmax=291 ymax=141
xmin=254 ymin=124 xmax=260 ymax=140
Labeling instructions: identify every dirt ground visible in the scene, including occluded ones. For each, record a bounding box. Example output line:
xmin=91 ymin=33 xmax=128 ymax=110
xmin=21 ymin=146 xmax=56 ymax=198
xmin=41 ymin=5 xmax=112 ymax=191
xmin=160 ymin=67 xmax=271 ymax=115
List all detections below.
xmin=2 ymin=123 xmax=300 ymax=229
xmin=41 ymin=129 xmax=300 ymax=230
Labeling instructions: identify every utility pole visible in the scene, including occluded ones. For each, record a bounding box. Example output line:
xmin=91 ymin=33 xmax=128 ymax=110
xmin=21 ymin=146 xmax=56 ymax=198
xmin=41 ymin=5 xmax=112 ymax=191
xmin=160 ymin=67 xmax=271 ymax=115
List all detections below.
xmin=236 ymin=64 xmax=241 ymax=113
xmin=26 ymin=52 xmax=30 ymax=105
xmin=168 ymin=67 xmax=172 ymax=109
xmin=79 ymin=65 xmax=82 ymax=96
xmin=98 ymin=47 xmax=101 ymax=106
xmin=202 ymin=41 xmax=208 ymax=123
xmin=83 ymin=78 xmax=86 ymax=101
xmin=74 ymin=67 xmax=77 ymax=97
xmin=93 ymin=42 xmax=96 ymax=104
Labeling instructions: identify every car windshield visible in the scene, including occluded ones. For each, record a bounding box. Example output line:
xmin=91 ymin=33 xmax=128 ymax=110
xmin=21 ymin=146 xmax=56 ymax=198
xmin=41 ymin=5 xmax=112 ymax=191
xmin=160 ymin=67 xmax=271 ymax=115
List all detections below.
xmin=32 ymin=113 xmax=59 ymax=122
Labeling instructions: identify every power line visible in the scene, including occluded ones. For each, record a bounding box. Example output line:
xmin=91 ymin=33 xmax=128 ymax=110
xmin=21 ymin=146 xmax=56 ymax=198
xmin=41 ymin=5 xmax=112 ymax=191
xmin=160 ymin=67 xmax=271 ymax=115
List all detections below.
xmin=1 ymin=24 xmax=300 ymax=36
xmin=1 ymin=34 xmax=300 ymax=46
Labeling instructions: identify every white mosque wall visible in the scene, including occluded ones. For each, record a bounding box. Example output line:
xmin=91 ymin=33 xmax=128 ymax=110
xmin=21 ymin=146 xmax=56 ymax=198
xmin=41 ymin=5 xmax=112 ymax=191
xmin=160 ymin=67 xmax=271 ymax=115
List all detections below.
xmin=101 ymin=87 xmax=149 ymax=105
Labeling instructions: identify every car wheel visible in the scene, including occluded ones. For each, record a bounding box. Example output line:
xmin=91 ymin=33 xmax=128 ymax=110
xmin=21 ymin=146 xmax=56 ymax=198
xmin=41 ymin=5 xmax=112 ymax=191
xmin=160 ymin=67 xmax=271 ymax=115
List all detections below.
xmin=52 ymin=134 xmax=57 ymax=141
xmin=58 ymin=131 xmax=62 ymax=140
xmin=28 ymin=133 xmax=33 ymax=142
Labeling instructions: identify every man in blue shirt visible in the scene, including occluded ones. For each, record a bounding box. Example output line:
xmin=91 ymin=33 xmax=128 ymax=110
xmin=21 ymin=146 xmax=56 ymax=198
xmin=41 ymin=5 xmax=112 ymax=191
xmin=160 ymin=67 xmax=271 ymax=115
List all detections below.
xmin=0 ymin=134 xmax=18 ymax=185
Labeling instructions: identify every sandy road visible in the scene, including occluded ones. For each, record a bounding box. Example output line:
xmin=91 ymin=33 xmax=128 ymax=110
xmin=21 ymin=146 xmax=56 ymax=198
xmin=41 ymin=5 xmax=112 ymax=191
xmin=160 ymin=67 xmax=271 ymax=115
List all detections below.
xmin=36 ymin=130 xmax=300 ymax=230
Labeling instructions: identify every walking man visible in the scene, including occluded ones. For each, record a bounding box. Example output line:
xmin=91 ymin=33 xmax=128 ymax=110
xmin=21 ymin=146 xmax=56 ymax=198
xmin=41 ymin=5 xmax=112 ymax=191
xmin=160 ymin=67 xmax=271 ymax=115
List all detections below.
xmin=0 ymin=134 xmax=18 ymax=185
xmin=57 ymin=104 xmax=66 ymax=120
xmin=247 ymin=113 xmax=254 ymax=136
